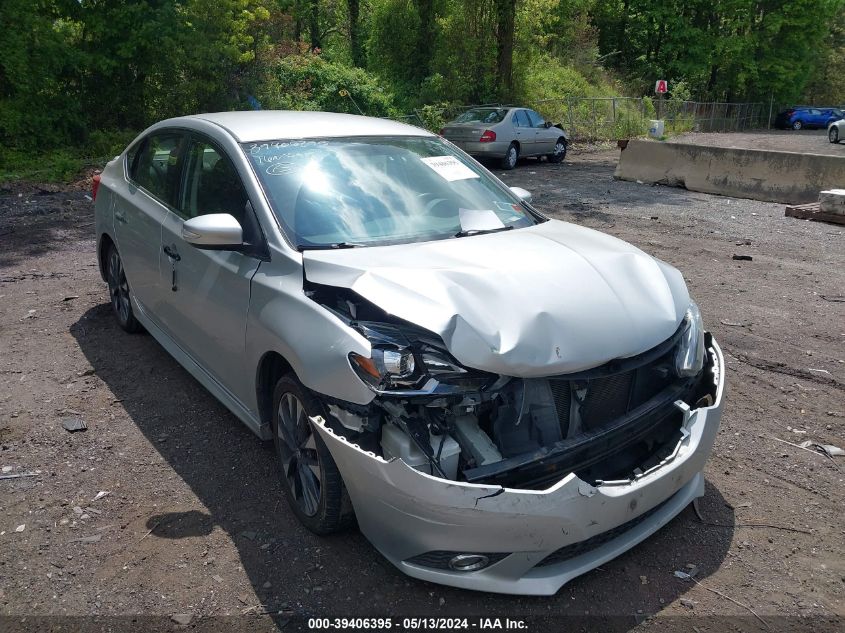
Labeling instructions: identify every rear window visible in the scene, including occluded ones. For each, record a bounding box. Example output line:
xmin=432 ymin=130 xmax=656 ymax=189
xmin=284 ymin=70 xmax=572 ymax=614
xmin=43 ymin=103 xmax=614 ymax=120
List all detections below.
xmin=454 ymin=108 xmax=508 ymax=124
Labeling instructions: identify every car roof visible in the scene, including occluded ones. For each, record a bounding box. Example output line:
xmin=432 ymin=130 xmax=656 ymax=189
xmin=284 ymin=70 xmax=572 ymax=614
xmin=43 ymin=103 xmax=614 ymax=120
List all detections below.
xmin=169 ymin=110 xmax=434 ymax=143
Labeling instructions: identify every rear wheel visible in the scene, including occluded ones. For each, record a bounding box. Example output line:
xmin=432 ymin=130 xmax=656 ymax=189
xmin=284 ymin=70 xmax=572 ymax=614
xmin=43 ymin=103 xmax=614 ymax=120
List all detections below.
xmin=501 ymin=142 xmax=519 ymax=170
xmin=106 ymin=244 xmax=141 ymax=333
xmin=271 ymin=375 xmax=353 ymax=534
xmin=830 ymin=126 xmax=840 ymax=144
xmin=547 ymin=137 xmax=567 ymax=163
xmin=792 ymin=120 xmax=803 ymax=130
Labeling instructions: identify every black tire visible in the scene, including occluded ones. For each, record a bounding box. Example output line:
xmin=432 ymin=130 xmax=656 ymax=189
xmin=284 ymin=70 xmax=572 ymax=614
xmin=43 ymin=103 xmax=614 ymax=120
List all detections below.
xmin=271 ymin=374 xmax=353 ymax=535
xmin=105 ymin=243 xmax=142 ymax=333
xmin=830 ymin=126 xmax=840 ymax=144
xmin=501 ymin=142 xmax=519 ymax=170
xmin=792 ymin=120 xmax=803 ymax=130
xmin=547 ymin=137 xmax=567 ymax=164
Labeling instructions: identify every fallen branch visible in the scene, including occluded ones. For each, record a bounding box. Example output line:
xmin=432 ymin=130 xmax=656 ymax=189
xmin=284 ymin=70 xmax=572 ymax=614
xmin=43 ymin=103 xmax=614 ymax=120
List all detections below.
xmin=687 ymin=576 xmax=769 ymax=629
xmin=139 ymin=520 xmax=161 ymax=542
xmin=0 ymin=472 xmax=39 ymax=480
xmin=761 ymin=435 xmax=841 ymax=471
xmin=695 ymin=520 xmax=812 ymax=535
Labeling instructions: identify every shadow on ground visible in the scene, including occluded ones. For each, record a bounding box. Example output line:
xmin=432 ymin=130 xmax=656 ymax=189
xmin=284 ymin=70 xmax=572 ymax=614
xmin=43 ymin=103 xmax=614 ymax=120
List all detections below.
xmin=0 ymin=191 xmax=93 ymax=268
xmin=71 ymin=302 xmax=734 ymax=631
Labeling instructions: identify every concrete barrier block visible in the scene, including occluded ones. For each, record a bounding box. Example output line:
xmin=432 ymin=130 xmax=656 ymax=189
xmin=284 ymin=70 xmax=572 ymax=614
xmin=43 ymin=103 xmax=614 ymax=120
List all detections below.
xmin=615 ymin=140 xmax=845 ymax=204
xmin=819 ymin=189 xmax=845 ymax=215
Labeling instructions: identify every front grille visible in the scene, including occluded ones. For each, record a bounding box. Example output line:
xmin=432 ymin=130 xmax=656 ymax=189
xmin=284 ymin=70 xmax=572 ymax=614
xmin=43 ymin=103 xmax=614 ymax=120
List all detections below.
xmin=547 ymin=344 xmax=678 ymax=436
xmin=465 ymin=324 xmax=695 ymax=488
xmin=580 ymin=371 xmax=635 ymax=429
xmin=548 ymin=379 xmax=572 ymax=436
xmin=535 ymin=498 xmax=670 ymax=567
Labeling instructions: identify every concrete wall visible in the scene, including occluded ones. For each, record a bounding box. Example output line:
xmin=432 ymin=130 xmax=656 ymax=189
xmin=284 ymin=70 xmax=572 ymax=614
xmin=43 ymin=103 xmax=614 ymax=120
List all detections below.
xmin=614 ymin=140 xmax=845 ymax=204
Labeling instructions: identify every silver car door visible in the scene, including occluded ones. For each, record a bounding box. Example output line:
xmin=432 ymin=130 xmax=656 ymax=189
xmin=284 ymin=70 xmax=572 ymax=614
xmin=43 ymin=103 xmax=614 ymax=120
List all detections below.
xmin=157 ymin=136 xmax=264 ymax=406
xmin=114 ymin=130 xmax=187 ymax=321
xmin=512 ymin=109 xmax=535 ymax=154
xmin=527 ymin=110 xmax=554 ymax=154
xmin=508 ymin=110 xmax=524 ymax=151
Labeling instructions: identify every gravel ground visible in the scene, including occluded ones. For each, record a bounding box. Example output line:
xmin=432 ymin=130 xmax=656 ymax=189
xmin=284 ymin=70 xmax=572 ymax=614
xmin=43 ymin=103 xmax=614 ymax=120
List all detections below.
xmin=0 ymin=148 xmax=843 ymax=632
xmin=670 ymin=129 xmax=845 ymax=157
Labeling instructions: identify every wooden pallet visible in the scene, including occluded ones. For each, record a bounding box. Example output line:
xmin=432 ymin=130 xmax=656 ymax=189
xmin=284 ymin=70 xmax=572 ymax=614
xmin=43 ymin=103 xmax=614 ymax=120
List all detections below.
xmin=785 ymin=202 xmax=845 ymax=226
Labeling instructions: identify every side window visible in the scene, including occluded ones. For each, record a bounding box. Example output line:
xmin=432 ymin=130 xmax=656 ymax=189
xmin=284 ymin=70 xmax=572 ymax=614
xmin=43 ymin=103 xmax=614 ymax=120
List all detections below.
xmin=180 ymin=140 xmax=248 ymax=222
xmin=131 ymin=132 xmax=185 ymax=205
xmin=526 ymin=110 xmax=546 ymax=128
xmin=514 ymin=110 xmax=531 ymax=128
xmin=179 ymin=137 xmax=264 ymax=252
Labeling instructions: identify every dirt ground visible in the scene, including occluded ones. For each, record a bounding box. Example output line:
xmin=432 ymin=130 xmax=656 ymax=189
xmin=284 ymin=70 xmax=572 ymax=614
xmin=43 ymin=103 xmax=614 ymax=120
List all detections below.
xmin=671 ymin=129 xmax=845 ymax=157
xmin=1 ymin=146 xmax=843 ymax=632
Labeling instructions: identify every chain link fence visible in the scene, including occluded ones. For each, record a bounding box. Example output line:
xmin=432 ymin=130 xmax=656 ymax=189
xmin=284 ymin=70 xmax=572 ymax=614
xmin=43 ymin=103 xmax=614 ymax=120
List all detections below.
xmin=396 ymin=98 xmax=766 ymax=141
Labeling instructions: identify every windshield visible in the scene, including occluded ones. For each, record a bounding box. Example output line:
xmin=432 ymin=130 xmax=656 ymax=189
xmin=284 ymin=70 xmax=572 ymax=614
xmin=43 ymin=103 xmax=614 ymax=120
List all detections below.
xmin=453 ymin=108 xmax=508 ymax=124
xmin=243 ymin=136 xmax=538 ymax=249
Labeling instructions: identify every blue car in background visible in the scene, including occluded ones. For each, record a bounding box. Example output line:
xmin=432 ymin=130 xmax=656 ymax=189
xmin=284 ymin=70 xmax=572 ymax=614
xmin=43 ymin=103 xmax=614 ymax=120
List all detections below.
xmin=775 ymin=106 xmax=845 ymax=130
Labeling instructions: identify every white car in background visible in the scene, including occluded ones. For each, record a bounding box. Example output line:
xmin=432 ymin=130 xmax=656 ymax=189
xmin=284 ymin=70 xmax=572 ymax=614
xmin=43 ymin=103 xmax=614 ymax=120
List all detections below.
xmin=829 ymin=118 xmax=844 ymax=143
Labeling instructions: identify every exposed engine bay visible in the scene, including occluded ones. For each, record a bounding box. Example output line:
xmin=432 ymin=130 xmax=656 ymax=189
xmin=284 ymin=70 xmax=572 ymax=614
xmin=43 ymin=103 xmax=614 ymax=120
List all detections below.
xmin=309 ymin=281 xmax=719 ymax=490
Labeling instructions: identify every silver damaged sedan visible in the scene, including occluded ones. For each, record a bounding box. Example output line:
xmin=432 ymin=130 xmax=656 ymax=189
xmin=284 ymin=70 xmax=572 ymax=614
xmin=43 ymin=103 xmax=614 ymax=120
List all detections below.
xmin=93 ymin=111 xmax=724 ymax=595
xmin=440 ymin=106 xmax=569 ymax=169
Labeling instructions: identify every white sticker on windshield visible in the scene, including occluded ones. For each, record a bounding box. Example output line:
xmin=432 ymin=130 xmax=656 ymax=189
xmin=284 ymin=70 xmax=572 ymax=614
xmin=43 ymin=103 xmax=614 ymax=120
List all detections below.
xmin=421 ymin=156 xmax=480 ymax=181
xmin=459 ymin=208 xmax=505 ymax=232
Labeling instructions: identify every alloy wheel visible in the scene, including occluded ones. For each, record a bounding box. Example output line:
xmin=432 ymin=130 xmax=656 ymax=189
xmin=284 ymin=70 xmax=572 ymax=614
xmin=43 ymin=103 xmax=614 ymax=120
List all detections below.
xmin=507 ymin=146 xmax=518 ymax=168
xmin=107 ymin=249 xmax=131 ymax=324
xmin=830 ymin=127 xmax=839 ymax=143
xmin=276 ymin=392 xmax=322 ymax=517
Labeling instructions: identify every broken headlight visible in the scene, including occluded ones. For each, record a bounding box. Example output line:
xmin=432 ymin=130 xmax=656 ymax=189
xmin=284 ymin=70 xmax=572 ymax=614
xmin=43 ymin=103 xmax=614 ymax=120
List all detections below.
xmin=348 ymin=321 xmax=491 ymax=393
xmin=350 ymin=347 xmax=417 ymax=389
xmin=674 ymin=300 xmax=705 ymax=377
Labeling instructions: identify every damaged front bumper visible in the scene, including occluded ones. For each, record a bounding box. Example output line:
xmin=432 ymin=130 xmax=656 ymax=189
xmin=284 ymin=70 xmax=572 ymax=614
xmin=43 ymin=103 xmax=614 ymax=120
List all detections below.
xmin=312 ymin=338 xmax=725 ymax=595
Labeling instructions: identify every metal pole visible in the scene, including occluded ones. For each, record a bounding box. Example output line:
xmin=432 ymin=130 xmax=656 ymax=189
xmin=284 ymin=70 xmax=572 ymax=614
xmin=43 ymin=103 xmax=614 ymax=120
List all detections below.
xmin=768 ymin=94 xmax=774 ymax=129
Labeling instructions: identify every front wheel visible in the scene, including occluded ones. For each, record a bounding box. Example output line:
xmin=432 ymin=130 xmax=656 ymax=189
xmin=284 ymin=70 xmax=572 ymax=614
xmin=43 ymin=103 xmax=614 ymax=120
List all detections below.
xmin=271 ymin=375 xmax=353 ymax=534
xmin=106 ymin=243 xmax=141 ymax=333
xmin=792 ymin=120 xmax=803 ymax=130
xmin=830 ymin=126 xmax=840 ymax=144
xmin=547 ymin=137 xmax=567 ymax=163
xmin=501 ymin=143 xmax=519 ymax=170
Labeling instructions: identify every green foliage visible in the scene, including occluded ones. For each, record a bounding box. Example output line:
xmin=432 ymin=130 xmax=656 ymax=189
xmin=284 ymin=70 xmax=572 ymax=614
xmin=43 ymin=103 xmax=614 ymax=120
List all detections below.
xmin=415 ymin=103 xmax=452 ymax=133
xmin=366 ymin=0 xmax=421 ymax=89
xmin=803 ymin=9 xmax=845 ymax=104
xmin=2 ymin=0 xmax=844 ymax=184
xmin=256 ymin=53 xmax=397 ymax=116
xmin=591 ymin=0 xmax=845 ymax=102
xmin=0 ymin=148 xmax=82 ymax=184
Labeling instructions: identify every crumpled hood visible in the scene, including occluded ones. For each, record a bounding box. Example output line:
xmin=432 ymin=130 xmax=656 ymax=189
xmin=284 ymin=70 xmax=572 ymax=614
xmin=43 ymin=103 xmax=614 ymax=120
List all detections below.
xmin=303 ymin=219 xmax=689 ymax=376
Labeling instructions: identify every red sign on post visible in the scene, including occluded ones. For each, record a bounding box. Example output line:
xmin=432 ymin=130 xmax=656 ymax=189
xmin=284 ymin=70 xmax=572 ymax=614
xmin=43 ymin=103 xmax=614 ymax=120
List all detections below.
xmin=655 ymin=80 xmax=668 ymax=94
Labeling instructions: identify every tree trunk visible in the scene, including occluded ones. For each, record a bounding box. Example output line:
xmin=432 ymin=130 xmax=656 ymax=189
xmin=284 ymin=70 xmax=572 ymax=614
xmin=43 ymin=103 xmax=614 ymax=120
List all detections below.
xmin=309 ymin=0 xmax=320 ymax=50
xmin=495 ymin=0 xmax=516 ymax=101
xmin=414 ymin=0 xmax=434 ymax=81
xmin=347 ymin=0 xmax=363 ymax=66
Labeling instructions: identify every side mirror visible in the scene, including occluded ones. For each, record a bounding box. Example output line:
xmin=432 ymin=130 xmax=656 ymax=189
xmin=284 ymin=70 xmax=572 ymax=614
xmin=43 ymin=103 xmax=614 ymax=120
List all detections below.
xmin=182 ymin=213 xmax=243 ymax=249
xmin=510 ymin=186 xmax=532 ymax=204
xmin=544 ymin=121 xmax=553 ymax=128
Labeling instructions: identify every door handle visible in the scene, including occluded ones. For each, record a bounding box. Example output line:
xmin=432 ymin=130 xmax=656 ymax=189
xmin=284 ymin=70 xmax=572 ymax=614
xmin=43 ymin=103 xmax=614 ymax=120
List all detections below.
xmin=162 ymin=244 xmax=181 ymax=261
xmin=163 ymin=244 xmax=180 ymax=291
xmin=115 ymin=210 xmax=127 ymax=224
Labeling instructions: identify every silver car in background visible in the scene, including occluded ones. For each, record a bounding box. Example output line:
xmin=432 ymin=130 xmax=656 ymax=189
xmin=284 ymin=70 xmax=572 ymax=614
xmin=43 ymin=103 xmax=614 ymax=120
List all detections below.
xmin=440 ymin=106 xmax=569 ymax=169
xmin=829 ymin=117 xmax=844 ymax=143
xmin=93 ymin=110 xmax=723 ymax=595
